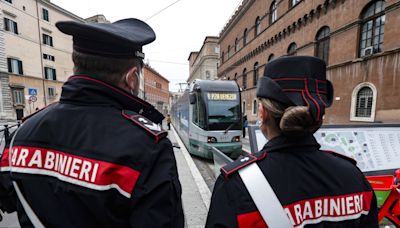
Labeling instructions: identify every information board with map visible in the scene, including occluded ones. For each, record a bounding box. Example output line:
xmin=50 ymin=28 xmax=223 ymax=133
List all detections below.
xmin=248 ymin=124 xmax=400 ymax=174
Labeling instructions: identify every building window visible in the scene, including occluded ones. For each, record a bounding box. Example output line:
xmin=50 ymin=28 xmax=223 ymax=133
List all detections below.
xmin=235 ymin=38 xmax=239 ymax=52
xmin=48 ymin=87 xmax=56 ymax=98
xmin=228 ymin=45 xmax=231 ymax=58
xmin=356 ymin=87 xmax=373 ymax=117
xmin=12 ymin=89 xmax=24 ymax=105
xmin=268 ymin=54 xmax=275 ymax=62
xmin=42 ymin=8 xmax=49 ymax=21
xmin=44 ymin=67 xmax=56 ymax=80
xmin=255 ymin=17 xmax=261 ymax=36
xmin=315 ymin=26 xmax=330 ymax=64
xmin=252 ymin=99 xmax=258 ymax=115
xmin=242 ymin=100 xmax=246 ymax=115
xmin=359 ymin=1 xmax=385 ymax=57
xmin=221 ymin=51 xmax=224 ymax=63
xmin=43 ymin=54 xmax=55 ymax=61
xmin=350 ymin=82 xmax=377 ymax=122
xmin=289 ymin=0 xmax=301 ymax=8
xmin=242 ymin=68 xmax=247 ymax=89
xmin=287 ymin=42 xmax=297 ymax=56
xmin=243 ymin=28 xmax=248 ymax=46
xmin=205 ymin=71 xmax=211 ymax=80
xmin=156 ymin=82 xmax=162 ymax=89
xmin=234 ymin=73 xmax=238 ymax=81
xmin=253 ymin=62 xmax=259 ymax=86
xmin=42 ymin=34 xmax=53 ymax=46
xmin=7 ymin=58 xmax=23 ymax=75
xmin=4 ymin=18 xmax=18 ymax=34
xmin=270 ymin=1 xmax=277 ymax=24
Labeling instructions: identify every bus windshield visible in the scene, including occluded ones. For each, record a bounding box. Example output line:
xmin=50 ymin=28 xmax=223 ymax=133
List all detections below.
xmin=206 ymin=92 xmax=241 ymax=129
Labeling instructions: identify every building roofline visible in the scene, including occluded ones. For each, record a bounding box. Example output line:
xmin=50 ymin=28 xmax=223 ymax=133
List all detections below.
xmin=145 ymin=64 xmax=170 ymax=83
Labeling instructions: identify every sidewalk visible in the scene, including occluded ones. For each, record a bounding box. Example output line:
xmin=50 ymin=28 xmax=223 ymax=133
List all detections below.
xmin=242 ymin=134 xmax=251 ymax=154
xmin=167 ymin=127 xmax=210 ymax=228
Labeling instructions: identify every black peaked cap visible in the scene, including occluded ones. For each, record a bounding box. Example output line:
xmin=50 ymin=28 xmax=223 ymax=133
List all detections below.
xmin=56 ymin=18 xmax=155 ymax=59
xmin=257 ymin=56 xmax=334 ymax=123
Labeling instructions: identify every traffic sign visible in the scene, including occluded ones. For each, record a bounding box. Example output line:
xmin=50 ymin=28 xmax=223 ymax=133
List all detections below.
xmin=28 ymin=88 xmax=38 ymax=96
xmin=29 ymin=95 xmax=37 ymax=102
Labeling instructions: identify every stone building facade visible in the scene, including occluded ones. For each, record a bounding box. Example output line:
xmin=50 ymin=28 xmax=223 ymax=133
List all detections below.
xmin=0 ymin=0 xmax=85 ymax=120
xmin=143 ymin=64 xmax=170 ymax=115
xmin=187 ymin=36 xmax=219 ymax=83
xmin=218 ymin=0 xmax=400 ymax=124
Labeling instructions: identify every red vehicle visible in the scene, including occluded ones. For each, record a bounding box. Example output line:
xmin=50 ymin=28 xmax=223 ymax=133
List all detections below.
xmin=366 ymin=169 xmax=400 ymax=226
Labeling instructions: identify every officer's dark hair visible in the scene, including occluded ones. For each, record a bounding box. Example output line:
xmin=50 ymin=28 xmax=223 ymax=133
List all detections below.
xmin=72 ymin=50 xmax=142 ymax=85
xmin=259 ymin=98 xmax=321 ymax=136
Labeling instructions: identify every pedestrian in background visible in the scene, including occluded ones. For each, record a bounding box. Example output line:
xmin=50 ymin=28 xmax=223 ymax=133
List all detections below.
xmin=0 ymin=18 xmax=184 ymax=227
xmin=242 ymin=115 xmax=248 ymax=138
xmin=206 ymin=56 xmax=378 ymax=227
xmin=166 ymin=114 xmax=171 ymax=130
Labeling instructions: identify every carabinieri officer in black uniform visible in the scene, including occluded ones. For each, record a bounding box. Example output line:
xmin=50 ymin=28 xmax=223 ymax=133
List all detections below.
xmin=206 ymin=56 xmax=378 ymax=227
xmin=0 ymin=18 xmax=184 ymax=227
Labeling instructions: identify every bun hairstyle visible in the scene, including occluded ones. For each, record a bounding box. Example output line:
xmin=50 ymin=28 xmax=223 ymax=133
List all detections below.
xmin=259 ymin=98 xmax=321 ymax=136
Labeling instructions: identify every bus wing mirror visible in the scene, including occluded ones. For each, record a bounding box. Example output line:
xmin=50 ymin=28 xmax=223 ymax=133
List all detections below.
xmin=189 ymin=93 xmax=197 ymax=104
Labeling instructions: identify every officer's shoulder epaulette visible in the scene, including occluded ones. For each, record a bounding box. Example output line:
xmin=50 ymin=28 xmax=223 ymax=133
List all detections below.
xmin=221 ymin=151 xmax=267 ymax=180
xmin=323 ymin=150 xmax=357 ymax=165
xmin=122 ymin=110 xmax=167 ymax=143
xmin=22 ymin=102 xmax=58 ymax=123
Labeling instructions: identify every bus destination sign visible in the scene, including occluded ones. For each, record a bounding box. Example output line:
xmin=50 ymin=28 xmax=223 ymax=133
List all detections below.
xmin=207 ymin=93 xmax=237 ymax=100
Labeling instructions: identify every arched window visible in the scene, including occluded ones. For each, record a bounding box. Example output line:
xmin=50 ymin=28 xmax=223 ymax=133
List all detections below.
xmin=350 ymin=83 xmax=377 ymax=122
xmin=252 ymin=99 xmax=258 ymax=115
xmin=235 ymin=38 xmax=239 ymax=52
xmin=255 ymin=17 xmax=261 ymax=36
xmin=242 ymin=68 xmax=247 ymax=89
xmin=359 ymin=1 xmax=385 ymax=57
xmin=287 ymin=42 xmax=297 ymax=56
xmin=253 ymin=62 xmax=259 ymax=86
xmin=269 ymin=1 xmax=277 ymax=25
xmin=315 ymin=26 xmax=330 ymax=64
xmin=356 ymin=87 xmax=373 ymax=117
xmin=228 ymin=45 xmax=231 ymax=58
xmin=268 ymin=53 xmax=275 ymax=62
xmin=243 ymin=28 xmax=248 ymax=46
xmin=289 ymin=0 xmax=301 ymax=8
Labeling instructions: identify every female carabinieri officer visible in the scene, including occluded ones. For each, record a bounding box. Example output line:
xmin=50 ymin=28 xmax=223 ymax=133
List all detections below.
xmin=206 ymin=56 xmax=378 ymax=228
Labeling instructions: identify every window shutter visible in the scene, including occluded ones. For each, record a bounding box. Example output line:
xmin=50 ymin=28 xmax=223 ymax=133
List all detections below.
xmin=4 ymin=18 xmax=9 ymax=31
xmin=44 ymin=67 xmax=48 ymax=79
xmin=7 ymin=58 xmax=11 ymax=73
xmin=14 ymin=21 xmax=18 ymax=34
xmin=53 ymin=69 xmax=57 ymax=80
xmin=18 ymin=60 xmax=23 ymax=75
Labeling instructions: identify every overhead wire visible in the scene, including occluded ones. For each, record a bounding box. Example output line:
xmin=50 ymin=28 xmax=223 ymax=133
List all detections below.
xmin=145 ymin=0 xmax=182 ymax=21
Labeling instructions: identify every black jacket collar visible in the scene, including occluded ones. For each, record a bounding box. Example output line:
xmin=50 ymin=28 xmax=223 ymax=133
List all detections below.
xmin=261 ymin=134 xmax=321 ymax=153
xmin=60 ymin=75 xmax=165 ymax=124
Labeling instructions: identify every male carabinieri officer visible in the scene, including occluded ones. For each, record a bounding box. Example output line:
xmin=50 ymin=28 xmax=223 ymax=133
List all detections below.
xmin=0 ymin=18 xmax=184 ymax=227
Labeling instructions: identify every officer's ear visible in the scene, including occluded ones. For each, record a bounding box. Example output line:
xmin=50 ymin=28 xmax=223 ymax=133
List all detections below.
xmin=258 ymin=102 xmax=269 ymax=123
xmin=124 ymin=66 xmax=139 ymax=95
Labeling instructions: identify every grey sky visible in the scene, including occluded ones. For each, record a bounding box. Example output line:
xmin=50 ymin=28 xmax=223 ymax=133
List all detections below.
xmin=51 ymin=0 xmax=242 ymax=92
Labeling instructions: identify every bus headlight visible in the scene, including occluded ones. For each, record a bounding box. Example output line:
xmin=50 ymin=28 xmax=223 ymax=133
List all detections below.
xmin=231 ymin=136 xmax=240 ymax=142
xmin=207 ymin=137 xmax=217 ymax=143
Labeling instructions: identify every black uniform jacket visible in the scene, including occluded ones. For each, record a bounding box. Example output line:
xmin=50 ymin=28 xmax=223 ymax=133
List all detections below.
xmin=206 ymin=134 xmax=378 ymax=228
xmin=0 ymin=75 xmax=184 ymax=227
